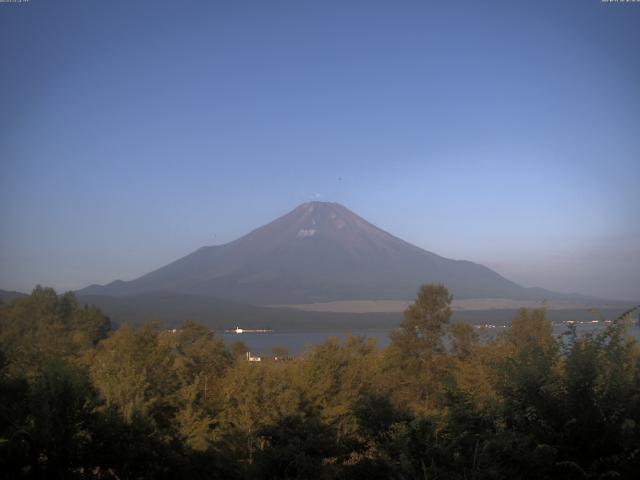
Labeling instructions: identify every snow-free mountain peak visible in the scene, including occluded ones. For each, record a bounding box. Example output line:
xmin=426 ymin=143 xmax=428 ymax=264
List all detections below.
xmin=77 ymin=202 xmax=576 ymax=304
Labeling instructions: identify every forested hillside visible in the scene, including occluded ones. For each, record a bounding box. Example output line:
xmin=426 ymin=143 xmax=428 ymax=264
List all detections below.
xmin=1 ymin=285 xmax=639 ymax=479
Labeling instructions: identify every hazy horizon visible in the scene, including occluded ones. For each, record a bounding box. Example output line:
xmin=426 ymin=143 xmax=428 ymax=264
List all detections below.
xmin=2 ymin=1 xmax=639 ymax=301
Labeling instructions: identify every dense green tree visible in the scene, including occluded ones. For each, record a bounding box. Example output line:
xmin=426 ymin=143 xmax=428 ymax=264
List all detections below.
xmin=0 ymin=348 xmax=31 ymax=478
xmin=391 ymin=283 xmax=453 ymax=355
xmin=295 ymin=336 xmax=378 ymax=436
xmin=252 ymin=408 xmax=344 ymax=480
xmin=90 ymin=322 xmax=179 ymax=428
xmin=501 ymin=307 xmax=556 ymax=355
xmin=221 ymin=359 xmax=302 ymax=462
xmin=169 ymin=322 xmax=232 ymax=450
xmin=386 ymin=284 xmax=453 ymax=413
xmin=27 ymin=361 xmax=96 ymax=476
xmin=272 ymin=345 xmax=289 ymax=359
xmin=1 ymin=286 xmax=639 ymax=479
xmin=0 ymin=287 xmax=110 ymax=380
xmin=553 ymin=320 xmax=640 ymax=478
xmin=230 ymin=340 xmax=250 ymax=359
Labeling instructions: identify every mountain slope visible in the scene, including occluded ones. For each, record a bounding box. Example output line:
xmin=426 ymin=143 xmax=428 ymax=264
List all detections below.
xmin=0 ymin=289 xmax=28 ymax=302
xmin=77 ymin=202 xmax=581 ymax=303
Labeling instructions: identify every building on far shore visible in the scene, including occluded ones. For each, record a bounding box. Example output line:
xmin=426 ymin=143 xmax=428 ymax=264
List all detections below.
xmin=246 ymin=352 xmax=261 ymax=362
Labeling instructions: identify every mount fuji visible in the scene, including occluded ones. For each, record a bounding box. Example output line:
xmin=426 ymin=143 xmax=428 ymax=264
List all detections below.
xmin=77 ymin=202 xmax=582 ymax=304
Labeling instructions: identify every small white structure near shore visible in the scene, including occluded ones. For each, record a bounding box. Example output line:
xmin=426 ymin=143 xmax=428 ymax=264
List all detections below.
xmin=246 ymin=351 xmax=261 ymax=362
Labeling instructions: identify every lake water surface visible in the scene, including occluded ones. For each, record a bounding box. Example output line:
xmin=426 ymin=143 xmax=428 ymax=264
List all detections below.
xmin=222 ymin=322 xmax=640 ymax=356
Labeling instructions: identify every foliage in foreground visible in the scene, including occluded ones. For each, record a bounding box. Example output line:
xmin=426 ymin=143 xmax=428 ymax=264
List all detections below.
xmin=0 ymin=285 xmax=639 ymax=479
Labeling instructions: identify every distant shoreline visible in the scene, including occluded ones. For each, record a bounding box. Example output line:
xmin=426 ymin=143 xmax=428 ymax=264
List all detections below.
xmin=271 ymin=298 xmax=632 ymax=314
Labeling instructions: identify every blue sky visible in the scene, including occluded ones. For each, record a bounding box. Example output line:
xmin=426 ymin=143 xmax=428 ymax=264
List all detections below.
xmin=1 ymin=0 xmax=639 ymax=300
